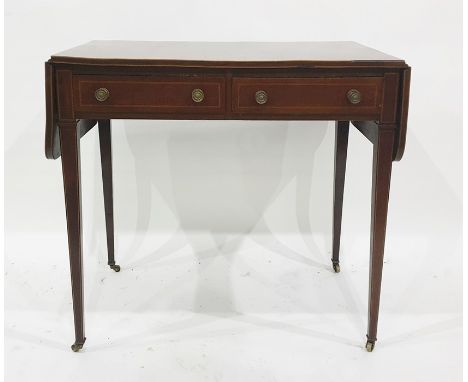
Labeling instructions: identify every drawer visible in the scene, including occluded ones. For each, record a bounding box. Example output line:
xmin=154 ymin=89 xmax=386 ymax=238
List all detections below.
xmin=232 ymin=77 xmax=383 ymax=118
xmin=73 ymin=75 xmax=225 ymax=114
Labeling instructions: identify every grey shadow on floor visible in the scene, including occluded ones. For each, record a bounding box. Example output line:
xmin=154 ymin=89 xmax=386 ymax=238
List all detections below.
xmin=121 ymin=120 xmax=333 ymax=313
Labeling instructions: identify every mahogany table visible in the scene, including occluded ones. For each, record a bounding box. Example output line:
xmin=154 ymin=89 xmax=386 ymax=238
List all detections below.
xmin=44 ymin=41 xmax=411 ymax=352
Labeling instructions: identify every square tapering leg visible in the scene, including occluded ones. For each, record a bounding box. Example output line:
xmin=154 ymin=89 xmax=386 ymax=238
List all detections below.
xmin=59 ymin=121 xmax=86 ymax=352
xmin=331 ymin=121 xmax=350 ymax=273
xmin=98 ymin=120 xmax=119 ymax=272
xmin=366 ymin=124 xmax=395 ymax=352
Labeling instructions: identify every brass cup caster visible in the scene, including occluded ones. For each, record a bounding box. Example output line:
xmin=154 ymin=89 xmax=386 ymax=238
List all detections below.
xmin=365 ymin=340 xmax=375 ymax=352
xmin=110 ymin=264 xmax=121 ymax=272
xmin=71 ymin=338 xmax=86 ymax=352
xmin=332 ymin=263 xmax=340 ymax=273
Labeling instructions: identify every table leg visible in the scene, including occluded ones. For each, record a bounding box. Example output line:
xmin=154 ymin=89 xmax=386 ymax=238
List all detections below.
xmin=59 ymin=121 xmax=86 ymax=352
xmin=366 ymin=124 xmax=394 ymax=352
xmin=98 ymin=120 xmax=119 ymax=272
xmin=332 ymin=121 xmax=349 ymax=273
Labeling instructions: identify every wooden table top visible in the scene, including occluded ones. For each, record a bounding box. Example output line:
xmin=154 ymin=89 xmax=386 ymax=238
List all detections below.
xmin=45 ymin=41 xmax=410 ymax=161
xmin=50 ymin=41 xmax=407 ymax=68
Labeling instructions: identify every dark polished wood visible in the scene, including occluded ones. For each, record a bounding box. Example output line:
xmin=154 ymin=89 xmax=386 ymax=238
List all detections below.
xmin=394 ymin=68 xmax=411 ymax=160
xmin=50 ymin=41 xmax=406 ymax=67
xmin=332 ymin=121 xmax=350 ymax=272
xmin=44 ymin=41 xmax=411 ymax=352
xmin=232 ymin=77 xmax=382 ymax=118
xmin=353 ymin=120 xmax=378 ymax=144
xmin=366 ymin=123 xmax=395 ymax=350
xmin=98 ymin=120 xmax=118 ymax=272
xmin=74 ymin=75 xmax=226 ymax=115
xmin=59 ymin=121 xmax=86 ymax=352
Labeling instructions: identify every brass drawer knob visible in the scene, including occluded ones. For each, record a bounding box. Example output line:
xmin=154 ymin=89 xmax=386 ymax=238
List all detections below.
xmin=255 ymin=90 xmax=268 ymax=105
xmin=95 ymin=88 xmax=110 ymax=102
xmin=347 ymin=89 xmax=362 ymax=104
xmin=192 ymin=88 xmax=204 ymax=103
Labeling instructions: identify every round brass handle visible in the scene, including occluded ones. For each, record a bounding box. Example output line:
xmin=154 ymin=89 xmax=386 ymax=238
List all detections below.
xmin=95 ymin=88 xmax=110 ymax=102
xmin=255 ymin=90 xmax=268 ymax=105
xmin=192 ymin=88 xmax=204 ymax=103
xmin=347 ymin=89 xmax=362 ymax=104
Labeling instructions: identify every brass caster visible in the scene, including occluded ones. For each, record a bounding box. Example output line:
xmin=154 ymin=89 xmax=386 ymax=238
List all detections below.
xmin=365 ymin=340 xmax=375 ymax=352
xmin=71 ymin=339 xmax=85 ymax=352
xmin=332 ymin=263 xmax=340 ymax=273
xmin=110 ymin=264 xmax=121 ymax=272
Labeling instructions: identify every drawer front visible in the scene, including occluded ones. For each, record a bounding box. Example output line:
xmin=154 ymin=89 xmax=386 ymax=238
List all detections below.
xmin=232 ymin=77 xmax=383 ymax=118
xmin=73 ymin=76 xmax=225 ymax=114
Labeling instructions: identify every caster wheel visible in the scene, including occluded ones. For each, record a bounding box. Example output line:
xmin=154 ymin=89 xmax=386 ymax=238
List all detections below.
xmin=332 ymin=263 xmax=340 ymax=273
xmin=71 ymin=341 xmax=85 ymax=352
xmin=110 ymin=264 xmax=121 ymax=272
xmin=365 ymin=340 xmax=375 ymax=352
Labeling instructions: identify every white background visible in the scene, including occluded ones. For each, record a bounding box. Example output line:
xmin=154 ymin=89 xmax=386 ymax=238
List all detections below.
xmin=5 ymin=0 xmax=462 ymax=381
